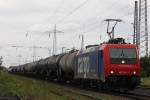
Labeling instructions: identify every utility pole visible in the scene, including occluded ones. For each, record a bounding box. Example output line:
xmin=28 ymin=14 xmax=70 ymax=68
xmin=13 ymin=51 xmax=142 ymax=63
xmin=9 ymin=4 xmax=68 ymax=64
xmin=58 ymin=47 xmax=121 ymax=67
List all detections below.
xmin=48 ymin=48 xmax=51 ymax=56
xmin=61 ymin=47 xmax=66 ymax=53
xmin=104 ymin=19 xmax=122 ymax=39
xmin=48 ymin=24 xmax=63 ymax=55
xmin=133 ymin=1 xmax=139 ymax=46
xmin=139 ymin=0 xmax=149 ymax=57
xmin=0 ymin=56 xmax=3 ymax=67
xmin=79 ymin=34 xmax=84 ymax=50
xmin=17 ymin=54 xmax=22 ymax=66
xmin=11 ymin=46 xmax=23 ymax=65
xmin=53 ymin=24 xmax=57 ymax=55
xmin=33 ymin=42 xmax=36 ymax=62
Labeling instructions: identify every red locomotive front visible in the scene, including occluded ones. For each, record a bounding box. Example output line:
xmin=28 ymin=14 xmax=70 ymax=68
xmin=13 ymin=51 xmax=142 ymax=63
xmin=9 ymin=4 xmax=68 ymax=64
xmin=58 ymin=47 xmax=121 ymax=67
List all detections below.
xmin=101 ymin=43 xmax=140 ymax=89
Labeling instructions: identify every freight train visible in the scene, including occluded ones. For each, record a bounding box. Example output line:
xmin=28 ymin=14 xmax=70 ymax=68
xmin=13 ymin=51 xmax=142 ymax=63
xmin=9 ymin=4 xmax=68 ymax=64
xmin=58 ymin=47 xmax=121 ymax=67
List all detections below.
xmin=9 ymin=38 xmax=140 ymax=90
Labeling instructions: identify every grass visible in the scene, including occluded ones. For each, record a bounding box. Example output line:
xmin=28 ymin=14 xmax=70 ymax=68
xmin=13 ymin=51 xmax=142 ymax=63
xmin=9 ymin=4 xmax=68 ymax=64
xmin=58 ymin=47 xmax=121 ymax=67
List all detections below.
xmin=0 ymin=71 xmax=24 ymax=97
xmin=0 ymin=71 xmax=102 ymax=100
xmin=141 ymin=77 xmax=150 ymax=87
xmin=1 ymin=71 xmax=142 ymax=100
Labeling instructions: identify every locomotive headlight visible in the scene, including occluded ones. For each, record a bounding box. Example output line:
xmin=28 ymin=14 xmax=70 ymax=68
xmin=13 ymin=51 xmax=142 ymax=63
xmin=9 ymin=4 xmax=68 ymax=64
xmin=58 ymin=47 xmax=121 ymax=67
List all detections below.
xmin=133 ymin=71 xmax=136 ymax=75
xmin=110 ymin=70 xmax=114 ymax=74
xmin=121 ymin=60 xmax=125 ymax=64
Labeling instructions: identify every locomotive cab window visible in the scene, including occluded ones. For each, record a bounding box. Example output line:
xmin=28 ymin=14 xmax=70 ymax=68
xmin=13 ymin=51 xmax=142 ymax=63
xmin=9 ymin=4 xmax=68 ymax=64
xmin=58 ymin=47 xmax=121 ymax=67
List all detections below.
xmin=109 ymin=48 xmax=137 ymax=64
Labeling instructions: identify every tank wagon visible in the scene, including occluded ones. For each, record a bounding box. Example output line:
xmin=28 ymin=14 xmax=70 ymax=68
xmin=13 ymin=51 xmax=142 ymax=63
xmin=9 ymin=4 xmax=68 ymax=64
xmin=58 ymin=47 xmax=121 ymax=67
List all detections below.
xmin=9 ymin=38 xmax=140 ymax=90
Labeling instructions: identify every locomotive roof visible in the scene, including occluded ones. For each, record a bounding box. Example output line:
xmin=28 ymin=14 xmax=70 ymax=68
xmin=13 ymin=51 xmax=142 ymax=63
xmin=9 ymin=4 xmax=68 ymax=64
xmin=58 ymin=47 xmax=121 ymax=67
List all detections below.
xmin=100 ymin=43 xmax=137 ymax=50
xmin=78 ymin=46 xmax=99 ymax=54
xmin=77 ymin=43 xmax=137 ymax=55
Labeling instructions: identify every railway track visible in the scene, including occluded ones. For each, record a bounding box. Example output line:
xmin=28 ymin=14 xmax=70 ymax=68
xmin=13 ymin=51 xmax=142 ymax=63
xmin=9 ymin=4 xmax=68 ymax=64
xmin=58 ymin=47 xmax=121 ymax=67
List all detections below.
xmin=125 ymin=86 xmax=150 ymax=100
xmin=0 ymin=96 xmax=20 ymax=100
xmin=58 ymin=87 xmax=102 ymax=100
xmin=44 ymin=83 xmax=102 ymax=100
xmin=56 ymin=82 xmax=150 ymax=100
xmin=138 ymin=86 xmax=150 ymax=90
xmin=49 ymin=81 xmax=133 ymax=100
xmin=123 ymin=92 xmax=150 ymax=100
xmin=105 ymin=86 xmax=150 ymax=100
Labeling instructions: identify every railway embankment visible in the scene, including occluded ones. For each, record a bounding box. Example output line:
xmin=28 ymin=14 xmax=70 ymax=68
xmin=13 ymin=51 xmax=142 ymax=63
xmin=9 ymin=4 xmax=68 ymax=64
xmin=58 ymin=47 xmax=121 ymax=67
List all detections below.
xmin=0 ymin=71 xmax=77 ymax=100
xmin=0 ymin=71 xmax=150 ymax=100
xmin=0 ymin=71 xmax=112 ymax=100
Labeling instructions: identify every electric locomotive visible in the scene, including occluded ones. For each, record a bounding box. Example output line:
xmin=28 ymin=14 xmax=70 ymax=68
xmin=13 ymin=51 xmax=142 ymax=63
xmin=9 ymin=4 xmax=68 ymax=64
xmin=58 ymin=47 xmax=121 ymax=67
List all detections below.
xmin=75 ymin=38 xmax=140 ymax=89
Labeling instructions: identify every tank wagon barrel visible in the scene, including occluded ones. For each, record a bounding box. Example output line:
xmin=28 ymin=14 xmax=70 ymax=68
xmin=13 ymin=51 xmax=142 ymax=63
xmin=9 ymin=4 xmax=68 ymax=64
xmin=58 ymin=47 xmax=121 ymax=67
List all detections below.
xmin=59 ymin=51 xmax=77 ymax=80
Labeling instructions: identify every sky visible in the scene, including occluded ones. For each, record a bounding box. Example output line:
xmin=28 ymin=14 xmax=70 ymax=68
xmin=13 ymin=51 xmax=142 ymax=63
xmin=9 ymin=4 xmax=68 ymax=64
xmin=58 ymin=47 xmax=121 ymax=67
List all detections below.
xmin=0 ymin=0 xmax=150 ymax=67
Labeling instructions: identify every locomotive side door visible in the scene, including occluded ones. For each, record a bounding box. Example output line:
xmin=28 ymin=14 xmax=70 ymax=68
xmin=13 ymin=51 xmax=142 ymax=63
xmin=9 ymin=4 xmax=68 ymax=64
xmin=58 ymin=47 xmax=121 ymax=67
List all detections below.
xmin=83 ymin=54 xmax=90 ymax=79
xmin=98 ymin=50 xmax=104 ymax=82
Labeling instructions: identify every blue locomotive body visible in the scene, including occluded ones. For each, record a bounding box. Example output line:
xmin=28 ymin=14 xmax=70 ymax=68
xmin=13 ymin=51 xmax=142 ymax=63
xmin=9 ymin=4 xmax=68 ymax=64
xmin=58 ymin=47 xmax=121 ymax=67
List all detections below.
xmin=75 ymin=47 xmax=104 ymax=82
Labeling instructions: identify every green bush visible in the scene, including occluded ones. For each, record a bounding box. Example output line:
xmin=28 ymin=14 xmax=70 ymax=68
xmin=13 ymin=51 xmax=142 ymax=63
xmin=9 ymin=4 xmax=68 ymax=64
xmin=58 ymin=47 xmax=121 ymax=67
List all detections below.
xmin=140 ymin=57 xmax=150 ymax=77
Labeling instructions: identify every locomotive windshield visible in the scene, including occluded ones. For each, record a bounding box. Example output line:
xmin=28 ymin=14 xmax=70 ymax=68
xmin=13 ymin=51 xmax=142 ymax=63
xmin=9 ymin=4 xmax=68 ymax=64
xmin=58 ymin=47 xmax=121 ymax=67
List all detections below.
xmin=109 ymin=48 xmax=137 ymax=64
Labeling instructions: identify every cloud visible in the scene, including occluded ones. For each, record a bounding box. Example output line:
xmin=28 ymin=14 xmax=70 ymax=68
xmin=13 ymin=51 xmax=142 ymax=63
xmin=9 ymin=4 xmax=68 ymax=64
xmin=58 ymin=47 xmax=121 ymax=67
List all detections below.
xmin=0 ymin=0 xmax=17 ymax=9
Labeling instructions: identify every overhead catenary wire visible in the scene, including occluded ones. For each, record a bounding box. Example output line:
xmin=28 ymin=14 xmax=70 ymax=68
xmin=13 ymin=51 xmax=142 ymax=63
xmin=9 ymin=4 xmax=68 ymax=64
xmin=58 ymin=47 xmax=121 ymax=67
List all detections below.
xmin=95 ymin=1 xmax=134 ymax=29
xmin=26 ymin=0 xmax=147 ymax=53
xmin=62 ymin=0 xmax=120 ymax=32
xmin=26 ymin=0 xmax=90 ymax=52
xmin=32 ymin=0 xmax=132 ymax=37
xmin=25 ymin=0 xmax=65 ymax=42
xmin=29 ymin=0 xmax=90 ymax=50
xmin=81 ymin=11 xmax=133 ymax=33
xmin=63 ymin=0 xmax=134 ymax=34
xmin=56 ymin=0 xmax=89 ymax=24
xmin=31 ymin=0 xmax=136 ymax=52
xmin=5 ymin=1 xmax=150 ymax=66
xmin=42 ymin=0 xmax=65 ymax=24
